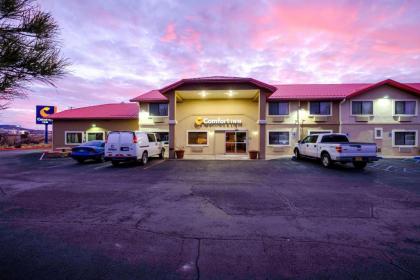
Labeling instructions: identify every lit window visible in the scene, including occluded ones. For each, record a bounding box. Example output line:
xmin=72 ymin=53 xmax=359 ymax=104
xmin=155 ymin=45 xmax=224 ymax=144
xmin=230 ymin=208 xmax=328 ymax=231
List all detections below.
xmin=268 ymin=102 xmax=289 ymax=115
xmin=188 ymin=131 xmax=208 ymax=145
xmin=65 ymin=132 xmax=83 ymax=145
xmin=149 ymin=103 xmax=168 ymax=116
xmin=268 ymin=131 xmax=290 ymax=146
xmin=393 ymin=131 xmax=417 ymax=146
xmin=395 ymin=101 xmax=416 ymax=115
xmin=309 ymin=101 xmax=331 ymax=115
xmin=87 ymin=132 xmax=104 ymax=141
xmin=352 ymin=101 xmax=373 ymax=115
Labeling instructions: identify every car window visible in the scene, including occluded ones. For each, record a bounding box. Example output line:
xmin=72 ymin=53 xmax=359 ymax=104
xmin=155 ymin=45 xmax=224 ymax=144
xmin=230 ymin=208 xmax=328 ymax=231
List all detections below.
xmin=309 ymin=135 xmax=318 ymax=143
xmin=147 ymin=133 xmax=156 ymax=142
xmin=301 ymin=136 xmax=310 ymax=143
xmin=321 ymin=135 xmax=349 ymax=143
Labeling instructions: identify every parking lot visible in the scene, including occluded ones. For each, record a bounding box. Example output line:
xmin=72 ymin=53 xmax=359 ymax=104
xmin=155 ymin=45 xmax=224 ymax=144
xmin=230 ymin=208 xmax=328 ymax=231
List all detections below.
xmin=0 ymin=151 xmax=420 ymax=279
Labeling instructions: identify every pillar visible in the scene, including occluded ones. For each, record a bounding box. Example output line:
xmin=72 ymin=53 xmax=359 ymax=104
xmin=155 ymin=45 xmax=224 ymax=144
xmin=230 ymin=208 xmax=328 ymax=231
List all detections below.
xmin=168 ymin=91 xmax=176 ymax=159
xmin=258 ymin=92 xmax=267 ymax=159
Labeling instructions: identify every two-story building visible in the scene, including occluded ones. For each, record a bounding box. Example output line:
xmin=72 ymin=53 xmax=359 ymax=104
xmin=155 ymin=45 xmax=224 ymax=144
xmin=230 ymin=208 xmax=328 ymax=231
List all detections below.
xmin=50 ymin=77 xmax=420 ymax=158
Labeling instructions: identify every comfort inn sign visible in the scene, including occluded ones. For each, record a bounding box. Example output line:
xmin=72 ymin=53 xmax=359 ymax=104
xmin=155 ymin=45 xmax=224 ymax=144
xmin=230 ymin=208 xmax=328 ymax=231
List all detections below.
xmin=195 ymin=116 xmax=242 ymax=126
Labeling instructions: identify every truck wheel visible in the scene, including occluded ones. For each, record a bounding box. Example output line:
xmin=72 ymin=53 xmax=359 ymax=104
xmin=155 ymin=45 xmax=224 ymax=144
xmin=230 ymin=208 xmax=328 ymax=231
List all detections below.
xmin=294 ymin=148 xmax=301 ymax=160
xmin=140 ymin=151 xmax=148 ymax=165
xmin=353 ymin=161 xmax=367 ymax=170
xmin=111 ymin=160 xmax=119 ymax=166
xmin=321 ymin=152 xmax=332 ymax=168
xmin=77 ymin=159 xmax=85 ymax=164
xmin=159 ymin=148 xmax=165 ymax=159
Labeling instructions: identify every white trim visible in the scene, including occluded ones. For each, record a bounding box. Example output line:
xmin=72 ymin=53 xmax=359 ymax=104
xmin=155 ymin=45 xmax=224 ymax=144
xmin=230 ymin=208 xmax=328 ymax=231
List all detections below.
xmin=393 ymin=100 xmax=418 ymax=116
xmin=267 ymin=101 xmax=290 ymax=117
xmin=86 ymin=131 xmax=105 ymax=141
xmin=308 ymin=101 xmax=333 ymax=116
xmin=267 ymin=129 xmax=291 ymax=147
xmin=148 ymin=103 xmax=169 ymax=117
xmin=391 ymin=129 xmax=418 ymax=147
xmin=350 ymin=100 xmax=374 ymax=116
xmin=374 ymin=128 xmax=383 ymax=140
xmin=186 ymin=130 xmax=209 ymax=146
xmin=308 ymin=129 xmax=333 ymax=135
xmin=65 ymin=131 xmax=84 ymax=145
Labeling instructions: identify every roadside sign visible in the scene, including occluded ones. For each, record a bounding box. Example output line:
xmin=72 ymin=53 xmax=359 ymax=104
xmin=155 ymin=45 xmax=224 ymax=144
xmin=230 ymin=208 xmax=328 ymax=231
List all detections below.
xmin=36 ymin=105 xmax=56 ymax=125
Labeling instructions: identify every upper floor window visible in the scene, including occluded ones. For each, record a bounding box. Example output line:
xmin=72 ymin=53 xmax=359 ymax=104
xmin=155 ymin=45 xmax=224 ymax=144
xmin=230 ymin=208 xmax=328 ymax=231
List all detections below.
xmin=394 ymin=101 xmax=416 ymax=115
xmin=309 ymin=101 xmax=331 ymax=115
xmin=268 ymin=102 xmax=289 ymax=115
xmin=352 ymin=101 xmax=373 ymax=115
xmin=149 ymin=103 xmax=168 ymax=116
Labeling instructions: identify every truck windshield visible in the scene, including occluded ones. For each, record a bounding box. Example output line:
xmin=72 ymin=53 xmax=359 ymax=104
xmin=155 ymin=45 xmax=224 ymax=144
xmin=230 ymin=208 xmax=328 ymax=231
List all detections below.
xmin=321 ymin=135 xmax=349 ymax=143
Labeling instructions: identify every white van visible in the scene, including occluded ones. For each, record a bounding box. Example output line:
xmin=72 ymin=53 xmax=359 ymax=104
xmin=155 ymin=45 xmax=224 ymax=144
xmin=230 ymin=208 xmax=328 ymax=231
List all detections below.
xmin=105 ymin=131 xmax=164 ymax=166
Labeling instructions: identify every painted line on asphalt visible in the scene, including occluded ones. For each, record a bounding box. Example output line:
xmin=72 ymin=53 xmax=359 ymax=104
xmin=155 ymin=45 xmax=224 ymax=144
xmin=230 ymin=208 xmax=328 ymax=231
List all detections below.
xmin=93 ymin=163 xmax=112 ymax=170
xmin=143 ymin=160 xmax=165 ymax=170
xmin=384 ymin=165 xmax=394 ymax=172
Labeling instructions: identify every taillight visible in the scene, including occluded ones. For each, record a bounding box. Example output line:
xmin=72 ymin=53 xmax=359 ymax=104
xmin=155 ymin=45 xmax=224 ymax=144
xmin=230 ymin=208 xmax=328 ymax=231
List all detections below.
xmin=133 ymin=134 xmax=138 ymax=143
xmin=335 ymin=146 xmax=342 ymax=153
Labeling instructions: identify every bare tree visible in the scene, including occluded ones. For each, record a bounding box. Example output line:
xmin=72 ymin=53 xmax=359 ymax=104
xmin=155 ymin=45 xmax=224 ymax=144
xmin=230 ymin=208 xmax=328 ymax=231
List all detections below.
xmin=0 ymin=0 xmax=68 ymax=109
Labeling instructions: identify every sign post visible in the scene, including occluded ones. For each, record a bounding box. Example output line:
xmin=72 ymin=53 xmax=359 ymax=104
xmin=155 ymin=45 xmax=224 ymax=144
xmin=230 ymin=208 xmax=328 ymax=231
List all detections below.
xmin=36 ymin=105 xmax=56 ymax=144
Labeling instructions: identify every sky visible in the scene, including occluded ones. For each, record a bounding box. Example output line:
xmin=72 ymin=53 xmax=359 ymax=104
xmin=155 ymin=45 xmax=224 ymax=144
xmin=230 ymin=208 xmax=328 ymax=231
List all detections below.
xmin=1 ymin=0 xmax=420 ymax=129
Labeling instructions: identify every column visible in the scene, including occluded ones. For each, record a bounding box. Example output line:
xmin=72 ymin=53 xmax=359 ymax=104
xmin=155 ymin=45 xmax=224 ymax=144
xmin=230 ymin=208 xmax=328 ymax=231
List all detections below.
xmin=258 ymin=92 xmax=267 ymax=159
xmin=168 ymin=91 xmax=176 ymax=159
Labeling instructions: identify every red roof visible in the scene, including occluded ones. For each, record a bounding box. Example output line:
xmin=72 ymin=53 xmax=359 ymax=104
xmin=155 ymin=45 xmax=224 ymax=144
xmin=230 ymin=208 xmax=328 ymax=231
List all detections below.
xmin=131 ymin=78 xmax=420 ymax=102
xmin=50 ymin=103 xmax=139 ymax=120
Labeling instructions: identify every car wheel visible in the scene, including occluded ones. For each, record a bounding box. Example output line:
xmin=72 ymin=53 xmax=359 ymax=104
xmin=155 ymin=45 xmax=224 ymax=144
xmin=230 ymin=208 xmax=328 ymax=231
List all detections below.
xmin=140 ymin=151 xmax=148 ymax=165
xmin=159 ymin=148 xmax=165 ymax=159
xmin=111 ymin=160 xmax=119 ymax=166
xmin=294 ymin=148 xmax=301 ymax=160
xmin=96 ymin=155 xmax=105 ymax=163
xmin=77 ymin=159 xmax=85 ymax=164
xmin=353 ymin=161 xmax=367 ymax=170
xmin=321 ymin=152 xmax=332 ymax=168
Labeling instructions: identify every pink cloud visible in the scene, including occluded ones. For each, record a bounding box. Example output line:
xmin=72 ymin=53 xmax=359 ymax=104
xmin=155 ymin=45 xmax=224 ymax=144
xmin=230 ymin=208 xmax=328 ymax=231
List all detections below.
xmin=161 ymin=22 xmax=177 ymax=42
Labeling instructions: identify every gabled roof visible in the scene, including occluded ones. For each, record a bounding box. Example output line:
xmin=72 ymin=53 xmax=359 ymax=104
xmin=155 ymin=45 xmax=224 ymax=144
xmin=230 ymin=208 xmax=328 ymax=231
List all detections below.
xmin=50 ymin=103 xmax=139 ymax=120
xmin=345 ymin=79 xmax=420 ymax=99
xmin=130 ymin=89 xmax=167 ymax=102
xmin=269 ymin=83 xmax=370 ymax=100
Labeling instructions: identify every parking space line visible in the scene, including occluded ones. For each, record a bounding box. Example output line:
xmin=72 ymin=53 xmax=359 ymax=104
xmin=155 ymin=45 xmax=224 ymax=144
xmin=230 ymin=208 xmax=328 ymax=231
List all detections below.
xmin=143 ymin=160 xmax=165 ymax=170
xmin=384 ymin=166 xmax=393 ymax=172
xmin=93 ymin=163 xmax=112 ymax=170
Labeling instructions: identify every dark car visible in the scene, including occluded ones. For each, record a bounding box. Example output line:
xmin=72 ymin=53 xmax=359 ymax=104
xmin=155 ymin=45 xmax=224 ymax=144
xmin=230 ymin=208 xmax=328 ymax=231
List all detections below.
xmin=71 ymin=140 xmax=105 ymax=163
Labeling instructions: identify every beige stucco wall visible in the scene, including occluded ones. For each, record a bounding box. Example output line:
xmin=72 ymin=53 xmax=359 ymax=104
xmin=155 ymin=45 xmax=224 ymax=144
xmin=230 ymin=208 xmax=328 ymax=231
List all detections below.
xmin=173 ymin=99 xmax=259 ymax=155
xmin=52 ymin=119 xmax=138 ymax=149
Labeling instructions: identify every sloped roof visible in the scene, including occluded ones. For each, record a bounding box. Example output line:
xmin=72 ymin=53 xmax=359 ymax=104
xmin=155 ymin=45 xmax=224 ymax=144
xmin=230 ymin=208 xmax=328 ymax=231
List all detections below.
xmin=50 ymin=103 xmax=139 ymax=120
xmin=345 ymin=79 xmax=420 ymax=99
xmin=130 ymin=89 xmax=167 ymax=102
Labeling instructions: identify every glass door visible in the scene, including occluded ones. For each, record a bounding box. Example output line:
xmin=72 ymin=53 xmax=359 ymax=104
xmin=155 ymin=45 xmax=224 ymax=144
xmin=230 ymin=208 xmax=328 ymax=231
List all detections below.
xmin=225 ymin=131 xmax=247 ymax=153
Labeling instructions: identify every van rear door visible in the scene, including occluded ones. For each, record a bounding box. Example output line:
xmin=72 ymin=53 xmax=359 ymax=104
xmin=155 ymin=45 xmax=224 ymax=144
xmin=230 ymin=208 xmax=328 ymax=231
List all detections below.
xmin=119 ymin=132 xmax=136 ymax=157
xmin=106 ymin=132 xmax=121 ymax=156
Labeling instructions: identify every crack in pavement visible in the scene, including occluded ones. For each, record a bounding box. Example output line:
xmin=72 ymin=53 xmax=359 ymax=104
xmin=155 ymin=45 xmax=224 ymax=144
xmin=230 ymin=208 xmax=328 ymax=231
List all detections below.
xmin=195 ymin=238 xmax=201 ymax=280
xmin=0 ymin=187 xmax=6 ymax=196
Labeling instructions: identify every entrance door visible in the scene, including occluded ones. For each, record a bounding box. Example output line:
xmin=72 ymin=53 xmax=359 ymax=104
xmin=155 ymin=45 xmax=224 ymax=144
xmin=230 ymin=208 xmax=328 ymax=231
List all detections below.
xmin=225 ymin=131 xmax=247 ymax=153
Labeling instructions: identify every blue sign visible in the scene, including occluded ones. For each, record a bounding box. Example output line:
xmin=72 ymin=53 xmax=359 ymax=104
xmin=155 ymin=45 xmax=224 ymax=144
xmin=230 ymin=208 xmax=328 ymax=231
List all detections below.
xmin=36 ymin=105 xmax=56 ymax=125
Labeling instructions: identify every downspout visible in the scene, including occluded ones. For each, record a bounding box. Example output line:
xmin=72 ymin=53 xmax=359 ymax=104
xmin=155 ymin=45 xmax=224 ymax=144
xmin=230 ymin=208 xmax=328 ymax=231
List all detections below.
xmin=339 ymin=98 xmax=346 ymax=133
xmin=297 ymin=101 xmax=300 ymax=140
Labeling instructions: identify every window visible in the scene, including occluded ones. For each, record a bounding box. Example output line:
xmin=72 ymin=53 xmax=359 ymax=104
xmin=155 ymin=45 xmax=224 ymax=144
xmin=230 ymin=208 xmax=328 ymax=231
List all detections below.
xmin=374 ymin=128 xmax=383 ymax=140
xmin=393 ymin=131 xmax=417 ymax=146
xmin=300 ymin=135 xmax=317 ymax=143
xmin=268 ymin=131 xmax=290 ymax=146
xmin=154 ymin=132 xmax=169 ymax=144
xmin=268 ymin=102 xmax=289 ymax=115
xmin=309 ymin=101 xmax=331 ymax=115
xmin=394 ymin=101 xmax=416 ymax=115
xmin=187 ymin=131 xmax=208 ymax=146
xmin=86 ymin=132 xmax=104 ymax=141
xmin=65 ymin=131 xmax=84 ymax=145
xmin=149 ymin=103 xmax=168 ymax=116
xmin=309 ymin=130 xmax=332 ymax=135
xmin=147 ymin=133 xmax=156 ymax=142
xmin=352 ymin=101 xmax=373 ymax=115
xmin=320 ymin=134 xmax=349 ymax=143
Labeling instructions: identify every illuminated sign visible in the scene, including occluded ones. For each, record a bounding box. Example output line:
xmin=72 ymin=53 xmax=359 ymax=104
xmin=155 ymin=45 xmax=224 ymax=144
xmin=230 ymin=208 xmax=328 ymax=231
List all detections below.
xmin=36 ymin=105 xmax=56 ymax=125
xmin=195 ymin=116 xmax=242 ymax=126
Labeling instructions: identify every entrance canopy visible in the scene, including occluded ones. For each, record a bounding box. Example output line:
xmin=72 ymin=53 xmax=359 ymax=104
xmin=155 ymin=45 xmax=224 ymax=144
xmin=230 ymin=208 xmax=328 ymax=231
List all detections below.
xmin=175 ymin=89 xmax=259 ymax=100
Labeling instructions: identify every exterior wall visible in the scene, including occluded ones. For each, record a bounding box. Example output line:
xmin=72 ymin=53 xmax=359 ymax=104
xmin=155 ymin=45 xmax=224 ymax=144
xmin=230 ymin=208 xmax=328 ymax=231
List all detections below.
xmin=265 ymin=101 xmax=340 ymax=155
xmin=138 ymin=103 xmax=169 ymax=133
xmin=174 ymin=99 xmax=259 ymax=155
xmin=52 ymin=119 xmax=138 ymax=149
xmin=341 ymin=85 xmax=420 ymax=156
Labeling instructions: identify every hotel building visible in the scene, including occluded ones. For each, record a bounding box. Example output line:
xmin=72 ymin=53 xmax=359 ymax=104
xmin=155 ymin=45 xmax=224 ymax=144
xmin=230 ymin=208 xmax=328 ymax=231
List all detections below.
xmin=50 ymin=77 xmax=420 ymax=158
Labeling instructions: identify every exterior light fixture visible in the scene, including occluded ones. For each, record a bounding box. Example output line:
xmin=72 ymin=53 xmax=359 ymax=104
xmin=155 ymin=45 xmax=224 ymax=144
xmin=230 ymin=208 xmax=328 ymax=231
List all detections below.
xmin=92 ymin=124 xmax=96 ymax=127
xmin=200 ymin=91 xmax=207 ymax=98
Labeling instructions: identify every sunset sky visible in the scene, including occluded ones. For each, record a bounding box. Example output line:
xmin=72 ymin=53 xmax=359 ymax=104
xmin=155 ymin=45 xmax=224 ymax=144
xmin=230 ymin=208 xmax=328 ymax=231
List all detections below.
xmin=2 ymin=0 xmax=420 ymax=129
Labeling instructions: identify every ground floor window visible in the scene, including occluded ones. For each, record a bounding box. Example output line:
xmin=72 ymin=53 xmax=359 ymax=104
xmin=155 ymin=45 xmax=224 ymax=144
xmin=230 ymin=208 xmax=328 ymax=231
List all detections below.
xmin=187 ymin=131 xmax=208 ymax=146
xmin=268 ymin=131 xmax=290 ymax=146
xmin=393 ymin=131 xmax=417 ymax=146
xmin=65 ymin=131 xmax=84 ymax=145
xmin=154 ymin=132 xmax=169 ymax=144
xmin=86 ymin=132 xmax=105 ymax=141
xmin=374 ymin=128 xmax=383 ymax=140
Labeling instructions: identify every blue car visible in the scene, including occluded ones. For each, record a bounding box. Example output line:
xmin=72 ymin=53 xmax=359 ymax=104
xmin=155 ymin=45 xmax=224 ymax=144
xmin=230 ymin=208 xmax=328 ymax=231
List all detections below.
xmin=70 ymin=140 xmax=105 ymax=163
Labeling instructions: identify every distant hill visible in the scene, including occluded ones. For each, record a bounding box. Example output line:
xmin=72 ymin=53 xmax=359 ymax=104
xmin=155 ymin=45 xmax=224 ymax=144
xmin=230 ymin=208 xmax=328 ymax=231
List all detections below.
xmin=0 ymin=125 xmax=47 ymax=134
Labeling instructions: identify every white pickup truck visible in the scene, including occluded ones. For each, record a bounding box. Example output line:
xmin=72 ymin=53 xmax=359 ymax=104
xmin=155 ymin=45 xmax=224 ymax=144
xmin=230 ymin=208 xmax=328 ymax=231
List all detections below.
xmin=105 ymin=131 xmax=164 ymax=166
xmin=294 ymin=133 xmax=380 ymax=169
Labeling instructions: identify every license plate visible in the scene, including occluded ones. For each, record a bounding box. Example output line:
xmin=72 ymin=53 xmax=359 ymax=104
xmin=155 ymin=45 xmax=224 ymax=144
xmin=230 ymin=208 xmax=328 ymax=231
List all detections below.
xmin=355 ymin=157 xmax=363 ymax=161
xmin=121 ymin=147 xmax=129 ymax=151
